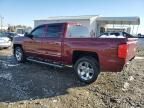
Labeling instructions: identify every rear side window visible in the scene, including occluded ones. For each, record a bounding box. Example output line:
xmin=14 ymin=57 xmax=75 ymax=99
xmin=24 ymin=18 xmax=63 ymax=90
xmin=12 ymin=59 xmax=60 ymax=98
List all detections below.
xmin=67 ymin=25 xmax=89 ymax=38
xmin=45 ymin=24 xmax=63 ymax=37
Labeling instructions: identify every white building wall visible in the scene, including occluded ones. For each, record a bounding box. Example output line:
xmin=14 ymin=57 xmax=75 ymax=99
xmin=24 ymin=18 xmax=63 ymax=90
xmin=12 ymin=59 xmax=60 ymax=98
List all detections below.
xmin=90 ymin=17 xmax=97 ymax=37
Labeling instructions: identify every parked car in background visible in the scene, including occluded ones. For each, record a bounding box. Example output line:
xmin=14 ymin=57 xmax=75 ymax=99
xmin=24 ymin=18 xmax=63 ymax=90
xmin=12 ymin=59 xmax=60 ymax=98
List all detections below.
xmin=5 ymin=32 xmax=17 ymax=41
xmin=99 ymin=32 xmax=134 ymax=38
xmin=137 ymin=33 xmax=144 ymax=38
xmin=16 ymin=28 xmax=25 ymax=36
xmin=13 ymin=23 xmax=137 ymax=84
xmin=0 ymin=32 xmax=12 ymax=49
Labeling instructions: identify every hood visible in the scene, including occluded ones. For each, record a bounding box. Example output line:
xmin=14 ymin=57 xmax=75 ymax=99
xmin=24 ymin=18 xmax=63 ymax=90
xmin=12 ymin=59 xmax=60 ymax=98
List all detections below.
xmin=13 ymin=35 xmax=25 ymax=44
xmin=0 ymin=37 xmax=10 ymax=42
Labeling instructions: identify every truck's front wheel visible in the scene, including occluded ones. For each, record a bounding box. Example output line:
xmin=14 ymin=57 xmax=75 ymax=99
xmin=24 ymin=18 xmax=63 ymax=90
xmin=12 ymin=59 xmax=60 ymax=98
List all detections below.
xmin=14 ymin=46 xmax=26 ymax=63
xmin=74 ymin=56 xmax=100 ymax=84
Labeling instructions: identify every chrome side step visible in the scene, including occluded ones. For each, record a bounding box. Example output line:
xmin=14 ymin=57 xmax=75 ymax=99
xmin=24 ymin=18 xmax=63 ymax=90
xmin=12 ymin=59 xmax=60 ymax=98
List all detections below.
xmin=27 ymin=58 xmax=63 ymax=68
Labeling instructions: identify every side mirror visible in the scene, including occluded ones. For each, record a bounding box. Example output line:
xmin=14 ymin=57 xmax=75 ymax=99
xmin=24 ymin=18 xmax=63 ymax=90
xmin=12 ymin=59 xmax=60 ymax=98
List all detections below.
xmin=24 ymin=32 xmax=33 ymax=38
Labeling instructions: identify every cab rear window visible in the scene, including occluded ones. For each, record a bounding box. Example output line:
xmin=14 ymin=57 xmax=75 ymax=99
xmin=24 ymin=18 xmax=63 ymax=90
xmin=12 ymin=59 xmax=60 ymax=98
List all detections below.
xmin=67 ymin=25 xmax=89 ymax=38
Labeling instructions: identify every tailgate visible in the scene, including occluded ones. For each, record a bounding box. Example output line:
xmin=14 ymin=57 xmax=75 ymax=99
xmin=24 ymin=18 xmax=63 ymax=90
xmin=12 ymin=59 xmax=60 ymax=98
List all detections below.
xmin=126 ymin=38 xmax=138 ymax=61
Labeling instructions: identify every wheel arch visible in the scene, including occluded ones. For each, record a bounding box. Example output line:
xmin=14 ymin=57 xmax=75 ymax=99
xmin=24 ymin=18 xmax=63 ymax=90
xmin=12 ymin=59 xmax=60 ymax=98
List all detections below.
xmin=13 ymin=44 xmax=23 ymax=54
xmin=72 ymin=51 xmax=100 ymax=65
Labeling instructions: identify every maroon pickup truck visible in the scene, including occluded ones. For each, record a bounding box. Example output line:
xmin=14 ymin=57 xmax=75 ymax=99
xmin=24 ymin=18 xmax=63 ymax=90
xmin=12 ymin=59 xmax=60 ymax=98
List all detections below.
xmin=13 ymin=22 xmax=137 ymax=83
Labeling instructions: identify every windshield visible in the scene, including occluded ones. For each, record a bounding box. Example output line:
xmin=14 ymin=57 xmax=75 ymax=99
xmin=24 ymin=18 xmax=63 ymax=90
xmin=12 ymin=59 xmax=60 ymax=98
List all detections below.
xmin=0 ymin=32 xmax=7 ymax=37
xmin=123 ymin=32 xmax=134 ymax=38
xmin=110 ymin=32 xmax=120 ymax=36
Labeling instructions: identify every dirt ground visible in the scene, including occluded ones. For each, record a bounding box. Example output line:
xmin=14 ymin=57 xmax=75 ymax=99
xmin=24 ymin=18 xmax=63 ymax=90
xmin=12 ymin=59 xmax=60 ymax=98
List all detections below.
xmin=0 ymin=39 xmax=144 ymax=108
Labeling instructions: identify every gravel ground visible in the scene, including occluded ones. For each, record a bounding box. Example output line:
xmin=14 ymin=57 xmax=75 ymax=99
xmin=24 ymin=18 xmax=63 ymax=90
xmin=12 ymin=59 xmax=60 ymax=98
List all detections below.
xmin=0 ymin=39 xmax=144 ymax=108
xmin=137 ymin=38 xmax=144 ymax=57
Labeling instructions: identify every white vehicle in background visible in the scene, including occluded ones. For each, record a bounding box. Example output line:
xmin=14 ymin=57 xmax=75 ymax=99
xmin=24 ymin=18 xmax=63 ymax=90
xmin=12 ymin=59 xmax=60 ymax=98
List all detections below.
xmin=0 ymin=32 xmax=11 ymax=49
xmin=99 ymin=32 xmax=134 ymax=38
xmin=16 ymin=28 xmax=32 ymax=36
xmin=16 ymin=28 xmax=25 ymax=36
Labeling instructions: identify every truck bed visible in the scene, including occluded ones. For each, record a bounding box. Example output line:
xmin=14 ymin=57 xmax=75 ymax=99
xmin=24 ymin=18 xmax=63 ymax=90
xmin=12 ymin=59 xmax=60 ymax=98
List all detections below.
xmin=63 ymin=38 xmax=137 ymax=72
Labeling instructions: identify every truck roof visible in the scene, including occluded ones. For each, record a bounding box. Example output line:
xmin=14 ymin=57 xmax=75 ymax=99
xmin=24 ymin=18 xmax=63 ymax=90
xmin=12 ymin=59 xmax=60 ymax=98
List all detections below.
xmin=36 ymin=22 xmax=80 ymax=27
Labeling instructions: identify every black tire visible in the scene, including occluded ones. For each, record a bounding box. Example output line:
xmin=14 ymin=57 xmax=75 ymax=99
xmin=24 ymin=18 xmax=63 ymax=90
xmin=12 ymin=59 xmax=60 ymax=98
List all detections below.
xmin=14 ymin=46 xmax=26 ymax=63
xmin=74 ymin=56 xmax=100 ymax=84
xmin=4 ymin=47 xmax=10 ymax=49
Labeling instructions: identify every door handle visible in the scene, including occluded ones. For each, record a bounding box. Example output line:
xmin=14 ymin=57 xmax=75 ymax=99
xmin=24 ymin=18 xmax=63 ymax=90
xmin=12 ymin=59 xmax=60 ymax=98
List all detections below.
xmin=46 ymin=42 xmax=61 ymax=45
xmin=54 ymin=42 xmax=60 ymax=45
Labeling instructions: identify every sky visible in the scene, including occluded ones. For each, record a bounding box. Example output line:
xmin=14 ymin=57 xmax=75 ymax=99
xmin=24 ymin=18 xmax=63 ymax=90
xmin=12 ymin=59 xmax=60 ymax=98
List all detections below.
xmin=0 ymin=0 xmax=144 ymax=33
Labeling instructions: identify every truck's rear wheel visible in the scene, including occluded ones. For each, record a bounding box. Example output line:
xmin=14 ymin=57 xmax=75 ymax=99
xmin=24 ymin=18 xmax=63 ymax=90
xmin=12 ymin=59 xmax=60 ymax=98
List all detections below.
xmin=74 ymin=56 xmax=100 ymax=84
xmin=14 ymin=46 xmax=26 ymax=63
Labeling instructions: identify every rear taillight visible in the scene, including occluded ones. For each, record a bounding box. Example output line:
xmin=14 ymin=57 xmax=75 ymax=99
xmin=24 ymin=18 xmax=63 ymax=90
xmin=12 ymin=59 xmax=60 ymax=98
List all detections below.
xmin=118 ymin=44 xmax=128 ymax=59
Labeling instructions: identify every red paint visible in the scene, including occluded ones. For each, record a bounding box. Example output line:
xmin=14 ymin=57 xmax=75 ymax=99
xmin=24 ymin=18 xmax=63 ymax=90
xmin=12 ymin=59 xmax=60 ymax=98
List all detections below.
xmin=13 ymin=22 xmax=137 ymax=72
xmin=118 ymin=44 xmax=128 ymax=59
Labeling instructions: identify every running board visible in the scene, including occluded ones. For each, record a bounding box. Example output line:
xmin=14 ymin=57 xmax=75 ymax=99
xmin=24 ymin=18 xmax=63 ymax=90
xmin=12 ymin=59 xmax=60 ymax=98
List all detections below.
xmin=27 ymin=58 xmax=63 ymax=68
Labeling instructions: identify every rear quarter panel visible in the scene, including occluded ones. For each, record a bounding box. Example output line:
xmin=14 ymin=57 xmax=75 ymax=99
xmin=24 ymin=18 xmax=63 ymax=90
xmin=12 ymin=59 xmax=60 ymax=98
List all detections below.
xmin=126 ymin=38 xmax=138 ymax=62
xmin=63 ymin=38 xmax=128 ymax=72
